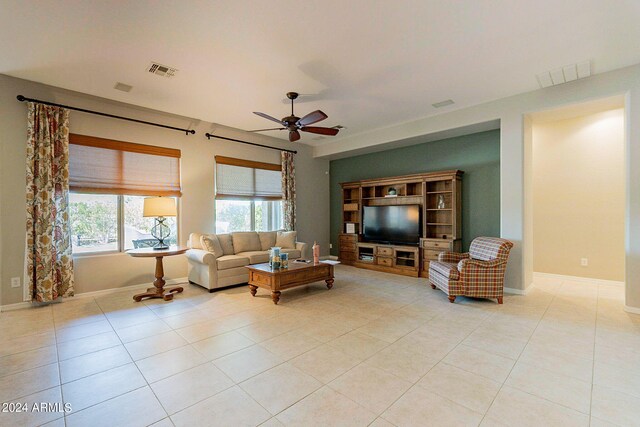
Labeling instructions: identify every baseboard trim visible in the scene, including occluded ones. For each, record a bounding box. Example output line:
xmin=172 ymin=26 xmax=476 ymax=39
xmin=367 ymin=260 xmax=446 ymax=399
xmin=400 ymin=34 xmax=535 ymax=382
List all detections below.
xmin=73 ymin=277 xmax=188 ymax=300
xmin=1 ymin=277 xmax=189 ymax=311
xmin=504 ymin=283 xmax=533 ymax=295
xmin=624 ymin=305 xmax=640 ymax=314
xmin=0 ymin=301 xmax=33 ymax=312
xmin=533 ymin=272 xmax=624 ymax=287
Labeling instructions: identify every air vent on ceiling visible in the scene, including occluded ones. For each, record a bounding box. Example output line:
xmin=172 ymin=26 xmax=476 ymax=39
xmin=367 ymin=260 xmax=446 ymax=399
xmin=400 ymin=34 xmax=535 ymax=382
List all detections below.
xmin=147 ymin=62 xmax=178 ymax=78
xmin=432 ymin=99 xmax=455 ymax=108
xmin=537 ymin=61 xmax=590 ymax=88
xmin=113 ymin=82 xmax=133 ymax=92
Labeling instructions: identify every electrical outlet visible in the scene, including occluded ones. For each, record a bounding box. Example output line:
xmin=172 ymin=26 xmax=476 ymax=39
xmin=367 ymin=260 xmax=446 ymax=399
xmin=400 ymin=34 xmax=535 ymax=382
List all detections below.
xmin=10 ymin=277 xmax=21 ymax=288
xmin=580 ymin=258 xmax=588 ymax=267
xmin=329 ymin=243 xmax=333 ymax=249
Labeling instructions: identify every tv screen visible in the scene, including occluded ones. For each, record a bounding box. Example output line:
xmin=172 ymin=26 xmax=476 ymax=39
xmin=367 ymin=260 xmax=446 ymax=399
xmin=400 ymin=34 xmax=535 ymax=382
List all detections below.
xmin=363 ymin=205 xmax=421 ymax=245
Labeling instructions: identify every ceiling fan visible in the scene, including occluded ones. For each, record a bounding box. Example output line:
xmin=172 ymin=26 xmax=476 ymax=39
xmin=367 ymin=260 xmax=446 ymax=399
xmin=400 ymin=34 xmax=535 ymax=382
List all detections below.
xmin=251 ymin=92 xmax=339 ymax=142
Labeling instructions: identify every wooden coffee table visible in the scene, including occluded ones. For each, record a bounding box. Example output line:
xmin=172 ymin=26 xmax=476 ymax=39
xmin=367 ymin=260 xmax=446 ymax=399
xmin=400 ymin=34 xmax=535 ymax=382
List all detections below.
xmin=246 ymin=261 xmax=335 ymax=304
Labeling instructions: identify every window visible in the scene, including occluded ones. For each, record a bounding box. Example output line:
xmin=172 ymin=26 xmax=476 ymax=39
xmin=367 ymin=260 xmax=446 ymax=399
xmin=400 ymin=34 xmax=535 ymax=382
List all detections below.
xmin=214 ymin=156 xmax=283 ymax=233
xmin=70 ymin=194 xmax=118 ymax=253
xmin=68 ymin=134 xmax=181 ymax=254
xmin=215 ymin=199 xmax=282 ymax=233
xmin=124 ymin=195 xmax=177 ymax=250
xmin=70 ymin=194 xmax=178 ymax=253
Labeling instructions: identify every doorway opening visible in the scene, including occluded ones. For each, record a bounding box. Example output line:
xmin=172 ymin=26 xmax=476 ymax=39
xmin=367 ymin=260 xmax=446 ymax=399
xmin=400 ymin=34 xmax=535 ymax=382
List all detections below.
xmin=524 ymin=96 xmax=626 ymax=298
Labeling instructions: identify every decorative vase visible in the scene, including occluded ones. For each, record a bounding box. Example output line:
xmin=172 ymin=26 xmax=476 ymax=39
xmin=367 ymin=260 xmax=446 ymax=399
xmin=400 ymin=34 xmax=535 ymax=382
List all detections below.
xmin=387 ymin=187 xmax=397 ymax=196
xmin=312 ymin=241 xmax=320 ymax=264
xmin=280 ymin=253 xmax=289 ymax=268
xmin=437 ymin=194 xmax=446 ymax=209
xmin=269 ymin=247 xmax=281 ymax=268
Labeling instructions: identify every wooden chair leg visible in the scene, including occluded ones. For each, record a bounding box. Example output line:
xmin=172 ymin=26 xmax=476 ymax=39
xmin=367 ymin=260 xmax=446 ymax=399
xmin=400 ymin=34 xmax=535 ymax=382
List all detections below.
xmin=497 ymin=296 xmax=503 ymax=304
xmin=448 ymin=295 xmax=456 ymax=303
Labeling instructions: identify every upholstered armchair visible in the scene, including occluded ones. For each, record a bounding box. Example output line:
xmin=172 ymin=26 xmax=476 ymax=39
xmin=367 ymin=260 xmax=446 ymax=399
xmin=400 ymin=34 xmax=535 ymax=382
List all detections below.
xmin=429 ymin=237 xmax=514 ymax=304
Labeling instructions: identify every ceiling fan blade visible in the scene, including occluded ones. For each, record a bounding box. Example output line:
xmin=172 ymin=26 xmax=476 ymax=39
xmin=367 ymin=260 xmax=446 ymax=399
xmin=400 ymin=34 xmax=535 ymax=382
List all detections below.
xmin=248 ymin=127 xmax=285 ymax=132
xmin=300 ymin=126 xmax=339 ymax=136
xmin=289 ymin=130 xmax=301 ymax=142
xmin=296 ymin=110 xmax=328 ymax=126
xmin=253 ymin=112 xmax=284 ymax=125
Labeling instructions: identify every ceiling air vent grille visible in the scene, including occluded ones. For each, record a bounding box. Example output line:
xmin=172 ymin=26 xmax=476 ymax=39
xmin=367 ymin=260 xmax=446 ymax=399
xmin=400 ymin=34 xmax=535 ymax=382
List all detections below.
xmin=147 ymin=62 xmax=178 ymax=78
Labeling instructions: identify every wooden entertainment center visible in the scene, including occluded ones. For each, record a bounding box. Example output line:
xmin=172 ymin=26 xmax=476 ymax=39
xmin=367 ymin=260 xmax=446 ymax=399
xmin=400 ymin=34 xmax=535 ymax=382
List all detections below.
xmin=339 ymin=170 xmax=463 ymax=278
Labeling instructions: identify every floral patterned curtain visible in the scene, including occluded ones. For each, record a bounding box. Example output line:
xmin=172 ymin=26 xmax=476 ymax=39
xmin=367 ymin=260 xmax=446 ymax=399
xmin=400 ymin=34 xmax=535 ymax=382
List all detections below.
xmin=281 ymin=151 xmax=296 ymax=231
xmin=25 ymin=102 xmax=75 ymax=302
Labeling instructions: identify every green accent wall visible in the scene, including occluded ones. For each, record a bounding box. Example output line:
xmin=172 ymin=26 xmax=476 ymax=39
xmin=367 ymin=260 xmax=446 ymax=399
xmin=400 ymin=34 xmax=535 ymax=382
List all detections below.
xmin=329 ymin=130 xmax=500 ymax=255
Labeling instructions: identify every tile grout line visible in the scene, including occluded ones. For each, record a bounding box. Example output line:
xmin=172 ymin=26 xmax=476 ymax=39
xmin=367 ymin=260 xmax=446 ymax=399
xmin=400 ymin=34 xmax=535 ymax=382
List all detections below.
xmin=45 ymin=305 xmax=66 ymax=426
xmin=63 ymin=295 xmax=168 ymax=422
xmin=334 ymin=297 xmax=507 ymax=423
xmin=589 ymin=284 xmax=601 ymax=426
xmin=477 ymin=284 xmax=558 ymax=425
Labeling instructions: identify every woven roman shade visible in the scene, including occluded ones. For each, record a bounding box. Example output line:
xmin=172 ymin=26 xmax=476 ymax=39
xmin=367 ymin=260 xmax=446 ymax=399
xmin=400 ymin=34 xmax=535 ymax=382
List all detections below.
xmin=215 ymin=156 xmax=282 ymax=200
xmin=69 ymin=134 xmax=181 ymax=196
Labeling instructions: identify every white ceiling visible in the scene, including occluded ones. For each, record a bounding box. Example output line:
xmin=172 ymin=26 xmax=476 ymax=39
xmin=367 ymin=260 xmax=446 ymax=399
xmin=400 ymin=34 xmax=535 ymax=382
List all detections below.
xmin=1 ymin=0 xmax=639 ymax=146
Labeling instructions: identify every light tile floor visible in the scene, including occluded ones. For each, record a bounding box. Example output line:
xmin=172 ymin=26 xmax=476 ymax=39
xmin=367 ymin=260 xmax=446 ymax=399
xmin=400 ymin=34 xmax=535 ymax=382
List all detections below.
xmin=1 ymin=266 xmax=639 ymax=426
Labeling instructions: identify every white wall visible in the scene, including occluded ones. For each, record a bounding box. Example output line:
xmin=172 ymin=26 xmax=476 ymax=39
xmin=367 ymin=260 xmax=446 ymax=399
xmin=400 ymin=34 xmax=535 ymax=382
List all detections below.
xmin=314 ymin=63 xmax=640 ymax=309
xmin=0 ymin=74 xmax=330 ymax=306
xmin=532 ymin=108 xmax=625 ymax=281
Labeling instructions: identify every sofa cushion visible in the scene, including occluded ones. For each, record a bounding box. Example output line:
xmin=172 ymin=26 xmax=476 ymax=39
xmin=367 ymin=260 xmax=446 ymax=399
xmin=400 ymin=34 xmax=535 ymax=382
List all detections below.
xmin=188 ymin=233 xmax=203 ymax=249
xmin=200 ymin=234 xmax=223 ymax=258
xmin=280 ymin=248 xmax=301 ymax=259
xmin=217 ymin=266 xmax=250 ymax=279
xmin=275 ymin=231 xmax=297 ymax=249
xmin=216 ymin=254 xmax=249 ymax=270
xmin=232 ymin=232 xmax=261 ymax=253
xmin=258 ymin=231 xmax=277 ymax=251
xmin=217 ymin=234 xmax=235 ymax=255
xmin=429 ymin=261 xmax=460 ymax=281
xmin=236 ymin=250 xmax=270 ymax=264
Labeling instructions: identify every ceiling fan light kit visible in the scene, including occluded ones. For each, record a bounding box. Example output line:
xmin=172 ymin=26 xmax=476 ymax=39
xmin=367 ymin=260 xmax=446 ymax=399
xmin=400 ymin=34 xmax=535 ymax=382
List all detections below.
xmin=252 ymin=92 xmax=340 ymax=142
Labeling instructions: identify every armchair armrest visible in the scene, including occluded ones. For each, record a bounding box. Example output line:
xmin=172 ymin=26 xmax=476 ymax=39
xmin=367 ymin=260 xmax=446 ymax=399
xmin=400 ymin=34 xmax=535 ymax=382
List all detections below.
xmin=296 ymin=242 xmax=308 ymax=259
xmin=438 ymin=252 xmax=469 ymax=263
xmin=185 ymin=249 xmax=216 ymax=266
xmin=457 ymin=258 xmax=505 ymax=271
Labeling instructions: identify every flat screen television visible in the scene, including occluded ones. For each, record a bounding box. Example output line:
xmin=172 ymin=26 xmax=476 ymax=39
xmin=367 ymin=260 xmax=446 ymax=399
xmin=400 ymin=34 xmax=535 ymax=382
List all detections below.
xmin=362 ymin=205 xmax=421 ymax=245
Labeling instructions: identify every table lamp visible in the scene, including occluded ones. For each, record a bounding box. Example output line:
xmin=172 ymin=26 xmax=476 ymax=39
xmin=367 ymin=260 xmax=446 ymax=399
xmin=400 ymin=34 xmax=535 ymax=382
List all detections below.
xmin=143 ymin=197 xmax=176 ymax=250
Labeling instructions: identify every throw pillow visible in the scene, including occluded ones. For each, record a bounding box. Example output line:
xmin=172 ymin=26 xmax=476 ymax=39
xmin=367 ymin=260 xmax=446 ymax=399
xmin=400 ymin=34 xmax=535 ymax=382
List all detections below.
xmin=200 ymin=234 xmax=223 ymax=258
xmin=257 ymin=231 xmax=277 ymax=251
xmin=232 ymin=232 xmax=261 ymax=253
xmin=275 ymin=231 xmax=297 ymax=249
xmin=216 ymin=233 xmax=235 ymax=255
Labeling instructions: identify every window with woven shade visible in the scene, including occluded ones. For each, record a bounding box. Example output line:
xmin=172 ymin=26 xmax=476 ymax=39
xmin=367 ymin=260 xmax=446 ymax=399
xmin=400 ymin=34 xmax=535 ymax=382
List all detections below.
xmin=67 ymin=134 xmax=180 ymax=255
xmin=69 ymin=134 xmax=181 ymax=196
xmin=214 ymin=156 xmax=283 ymax=233
xmin=214 ymin=156 xmax=282 ymax=200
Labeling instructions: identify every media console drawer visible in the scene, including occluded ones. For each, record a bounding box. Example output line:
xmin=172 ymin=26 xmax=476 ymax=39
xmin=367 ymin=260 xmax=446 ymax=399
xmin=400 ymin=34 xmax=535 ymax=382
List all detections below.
xmin=421 ymin=239 xmax=453 ymax=250
xmin=376 ymin=247 xmax=393 ymax=257
xmin=377 ymin=257 xmax=393 ymax=267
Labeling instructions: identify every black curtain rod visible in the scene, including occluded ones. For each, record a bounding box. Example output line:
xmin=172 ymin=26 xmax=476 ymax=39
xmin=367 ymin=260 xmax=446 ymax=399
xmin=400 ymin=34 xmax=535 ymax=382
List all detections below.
xmin=16 ymin=95 xmax=196 ymax=135
xmin=205 ymin=133 xmax=297 ymax=154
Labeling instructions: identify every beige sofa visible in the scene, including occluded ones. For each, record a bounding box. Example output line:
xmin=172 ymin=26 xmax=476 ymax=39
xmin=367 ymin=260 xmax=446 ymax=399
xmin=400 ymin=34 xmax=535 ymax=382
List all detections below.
xmin=186 ymin=231 xmax=308 ymax=291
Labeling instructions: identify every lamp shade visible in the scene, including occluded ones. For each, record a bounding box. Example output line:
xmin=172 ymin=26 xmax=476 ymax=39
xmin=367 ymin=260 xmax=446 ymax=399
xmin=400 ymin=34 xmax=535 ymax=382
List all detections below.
xmin=143 ymin=197 xmax=177 ymax=217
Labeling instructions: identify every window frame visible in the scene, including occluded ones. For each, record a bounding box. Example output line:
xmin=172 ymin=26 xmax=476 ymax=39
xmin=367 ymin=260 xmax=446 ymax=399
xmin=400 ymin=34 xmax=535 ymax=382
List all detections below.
xmin=214 ymin=199 xmax=282 ymax=233
xmin=213 ymin=156 xmax=284 ymax=233
xmin=70 ymin=193 xmax=180 ymax=257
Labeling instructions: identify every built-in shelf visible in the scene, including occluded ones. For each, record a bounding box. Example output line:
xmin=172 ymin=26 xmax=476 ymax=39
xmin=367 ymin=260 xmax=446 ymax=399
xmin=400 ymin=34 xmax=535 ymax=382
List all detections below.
xmin=339 ymin=170 xmax=463 ymax=276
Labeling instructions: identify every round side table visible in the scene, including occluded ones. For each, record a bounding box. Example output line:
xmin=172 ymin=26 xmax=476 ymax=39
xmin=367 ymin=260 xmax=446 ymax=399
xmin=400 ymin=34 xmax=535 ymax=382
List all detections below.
xmin=127 ymin=246 xmax=188 ymax=302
